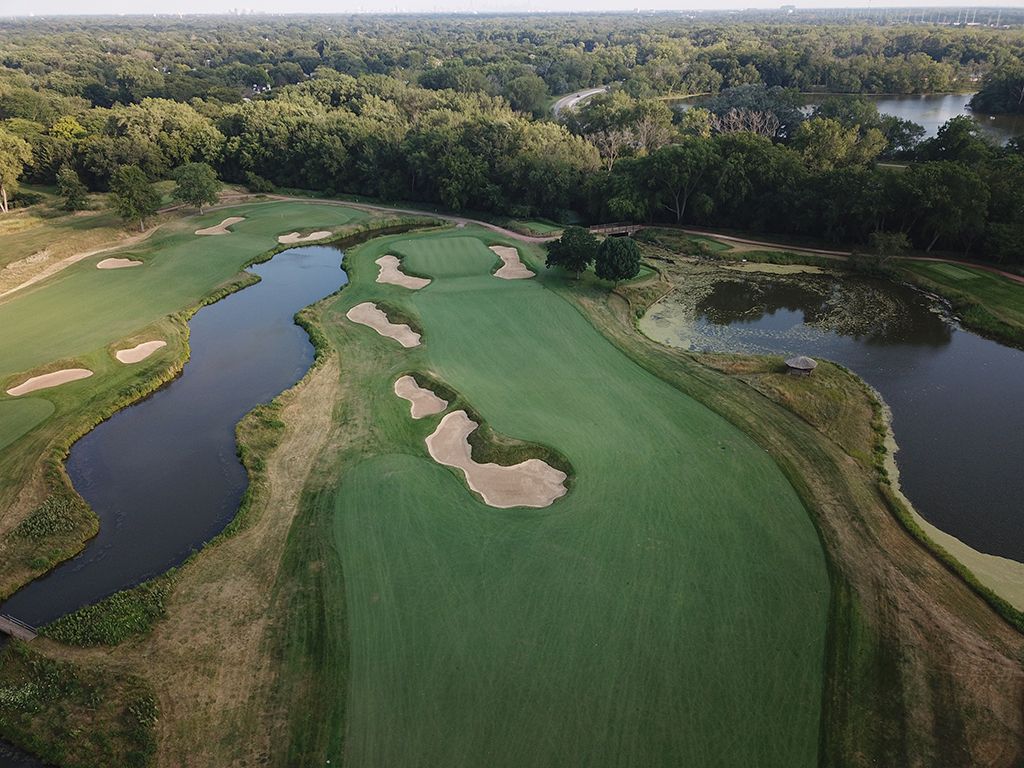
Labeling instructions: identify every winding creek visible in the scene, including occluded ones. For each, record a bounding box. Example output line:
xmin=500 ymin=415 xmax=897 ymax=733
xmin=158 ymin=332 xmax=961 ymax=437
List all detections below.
xmin=0 ymin=244 xmax=347 ymax=628
xmin=641 ymin=268 xmax=1024 ymax=573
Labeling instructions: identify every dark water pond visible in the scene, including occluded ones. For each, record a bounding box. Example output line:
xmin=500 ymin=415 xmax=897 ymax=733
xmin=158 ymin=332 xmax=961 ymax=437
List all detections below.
xmin=647 ymin=274 xmax=1024 ymax=562
xmin=0 ymin=739 xmax=48 ymax=768
xmin=0 ymin=245 xmax=346 ymax=627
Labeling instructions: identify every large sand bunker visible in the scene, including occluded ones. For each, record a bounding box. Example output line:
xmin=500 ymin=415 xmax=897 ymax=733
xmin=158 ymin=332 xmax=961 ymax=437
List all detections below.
xmin=426 ymin=410 xmax=567 ymax=508
xmin=394 ymin=375 xmax=447 ymax=419
xmin=376 ymin=255 xmax=431 ymax=290
xmin=346 ymin=302 xmax=421 ymax=348
xmin=7 ymin=368 xmax=93 ymax=397
xmin=115 ymin=340 xmax=167 ymax=364
xmin=96 ymin=257 xmax=142 ymax=269
xmin=489 ymin=245 xmax=535 ymax=280
xmin=278 ymin=231 xmax=332 ymax=244
xmin=195 ymin=217 xmax=245 ymax=236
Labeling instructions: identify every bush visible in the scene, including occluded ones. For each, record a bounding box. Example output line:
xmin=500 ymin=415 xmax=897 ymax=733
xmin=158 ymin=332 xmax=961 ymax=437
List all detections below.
xmin=244 ymin=171 xmax=274 ymax=193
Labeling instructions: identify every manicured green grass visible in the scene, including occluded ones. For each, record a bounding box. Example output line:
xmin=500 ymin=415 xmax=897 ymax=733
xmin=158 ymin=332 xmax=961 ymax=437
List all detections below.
xmin=0 ymin=399 xmax=54 ymax=452
xmin=0 ymin=202 xmax=368 ymax=379
xmin=296 ymin=229 xmax=829 ymax=767
xmin=900 ymin=261 xmax=1024 ymax=332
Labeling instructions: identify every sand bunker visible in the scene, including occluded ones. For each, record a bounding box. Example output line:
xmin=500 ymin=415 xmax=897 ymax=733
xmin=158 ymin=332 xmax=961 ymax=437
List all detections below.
xmin=115 ymin=340 xmax=167 ymax=364
xmin=195 ymin=217 xmax=245 ymax=236
xmin=96 ymin=257 xmax=143 ymax=269
xmin=489 ymin=245 xmax=535 ymax=280
xmin=425 ymin=410 xmax=567 ymax=508
xmin=346 ymin=302 xmax=421 ymax=348
xmin=278 ymin=231 xmax=332 ymax=244
xmin=6 ymin=369 xmax=93 ymax=397
xmin=376 ymin=255 xmax=431 ymax=290
xmin=394 ymin=375 xmax=447 ymax=419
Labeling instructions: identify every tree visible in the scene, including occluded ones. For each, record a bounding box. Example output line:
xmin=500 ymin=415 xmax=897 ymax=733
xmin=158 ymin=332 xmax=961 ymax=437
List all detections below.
xmin=111 ymin=165 xmax=160 ymax=231
xmin=545 ymin=226 xmax=598 ymax=278
xmin=595 ymin=236 xmax=641 ymax=285
xmin=792 ymin=117 xmax=885 ymax=172
xmin=172 ymin=162 xmax=220 ymax=213
xmin=0 ymin=128 xmax=32 ymax=213
xmin=918 ymin=116 xmax=995 ymax=165
xmin=643 ymin=139 xmax=719 ymax=223
xmin=56 ymin=165 xmax=88 ymax=210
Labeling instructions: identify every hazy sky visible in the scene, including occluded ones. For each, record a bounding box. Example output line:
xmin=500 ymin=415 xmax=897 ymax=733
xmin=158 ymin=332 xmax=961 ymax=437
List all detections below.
xmin=4 ymin=1 xmax=1012 ymax=16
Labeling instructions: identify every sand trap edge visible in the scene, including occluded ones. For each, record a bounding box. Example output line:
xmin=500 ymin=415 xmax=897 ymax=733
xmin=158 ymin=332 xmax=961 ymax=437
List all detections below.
xmin=346 ymin=302 xmax=421 ymax=348
xmin=7 ymin=369 xmax=94 ymax=397
xmin=394 ymin=375 xmax=448 ymax=419
xmin=425 ymin=410 xmax=567 ymax=508
xmin=195 ymin=216 xmax=245 ymax=236
xmin=376 ymin=255 xmax=431 ymax=290
xmin=115 ymin=340 xmax=167 ymax=364
xmin=97 ymin=257 xmax=143 ymax=270
xmin=489 ymin=245 xmax=535 ymax=280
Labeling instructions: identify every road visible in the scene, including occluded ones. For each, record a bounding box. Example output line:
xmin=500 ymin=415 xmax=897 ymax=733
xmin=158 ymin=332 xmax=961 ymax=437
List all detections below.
xmin=551 ymin=86 xmax=608 ymax=118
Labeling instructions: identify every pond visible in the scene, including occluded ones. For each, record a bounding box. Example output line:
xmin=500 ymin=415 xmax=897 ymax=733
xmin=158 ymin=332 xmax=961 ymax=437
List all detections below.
xmin=0 ymin=245 xmax=347 ymax=628
xmin=641 ymin=270 xmax=1024 ymax=564
xmin=672 ymin=91 xmax=1024 ymax=143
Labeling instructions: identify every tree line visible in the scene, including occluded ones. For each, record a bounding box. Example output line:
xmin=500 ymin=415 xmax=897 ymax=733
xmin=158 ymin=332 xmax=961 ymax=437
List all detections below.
xmin=0 ymin=18 xmax=1022 ymax=265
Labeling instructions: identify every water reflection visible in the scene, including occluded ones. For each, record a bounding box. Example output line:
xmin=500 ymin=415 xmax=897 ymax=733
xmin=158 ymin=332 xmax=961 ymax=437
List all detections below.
xmin=652 ymin=272 xmax=1024 ymax=562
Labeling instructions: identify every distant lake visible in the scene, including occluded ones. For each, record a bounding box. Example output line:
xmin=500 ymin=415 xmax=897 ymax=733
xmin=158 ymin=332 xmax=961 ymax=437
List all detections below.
xmin=673 ymin=91 xmax=1024 ymax=144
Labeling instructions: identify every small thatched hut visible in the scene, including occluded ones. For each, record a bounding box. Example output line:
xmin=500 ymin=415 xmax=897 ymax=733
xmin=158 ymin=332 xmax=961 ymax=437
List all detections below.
xmin=785 ymin=355 xmax=818 ymax=377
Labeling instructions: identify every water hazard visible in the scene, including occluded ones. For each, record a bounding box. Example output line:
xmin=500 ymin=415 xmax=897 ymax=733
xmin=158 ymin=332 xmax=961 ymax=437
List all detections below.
xmin=1 ymin=245 xmax=346 ymax=627
xmin=642 ymin=273 xmax=1024 ymax=562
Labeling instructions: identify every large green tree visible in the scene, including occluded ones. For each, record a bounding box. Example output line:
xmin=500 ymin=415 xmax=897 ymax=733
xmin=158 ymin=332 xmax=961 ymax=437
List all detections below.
xmin=595 ymin=236 xmax=641 ymax=285
xmin=172 ymin=162 xmax=221 ymax=213
xmin=642 ymin=139 xmax=720 ymax=223
xmin=110 ymin=164 xmax=161 ymax=231
xmin=545 ymin=226 xmax=598 ymax=278
xmin=0 ymin=127 xmax=32 ymax=213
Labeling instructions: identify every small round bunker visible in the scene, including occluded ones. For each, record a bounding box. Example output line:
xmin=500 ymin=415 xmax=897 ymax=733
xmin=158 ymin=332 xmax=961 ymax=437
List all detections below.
xmin=785 ymin=355 xmax=818 ymax=376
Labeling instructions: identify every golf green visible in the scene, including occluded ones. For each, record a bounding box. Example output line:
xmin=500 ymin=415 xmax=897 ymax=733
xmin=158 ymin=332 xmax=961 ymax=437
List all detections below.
xmin=328 ymin=230 xmax=830 ymax=767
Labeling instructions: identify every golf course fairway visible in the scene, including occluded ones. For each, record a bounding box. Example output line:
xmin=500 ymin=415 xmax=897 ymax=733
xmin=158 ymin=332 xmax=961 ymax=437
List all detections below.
xmin=300 ymin=229 xmax=830 ymax=766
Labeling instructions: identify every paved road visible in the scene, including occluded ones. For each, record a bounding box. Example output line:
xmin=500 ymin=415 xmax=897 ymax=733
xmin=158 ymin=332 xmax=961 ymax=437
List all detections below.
xmin=551 ymin=86 xmax=608 ymax=118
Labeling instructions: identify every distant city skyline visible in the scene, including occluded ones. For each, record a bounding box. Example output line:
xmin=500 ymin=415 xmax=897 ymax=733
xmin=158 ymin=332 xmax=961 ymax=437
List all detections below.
xmin=4 ymin=1 xmax=1019 ymax=16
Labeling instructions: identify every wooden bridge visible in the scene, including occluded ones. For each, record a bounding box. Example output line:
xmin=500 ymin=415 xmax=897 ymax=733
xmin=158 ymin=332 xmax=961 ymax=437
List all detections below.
xmin=0 ymin=614 xmax=38 ymax=642
xmin=589 ymin=223 xmax=643 ymax=237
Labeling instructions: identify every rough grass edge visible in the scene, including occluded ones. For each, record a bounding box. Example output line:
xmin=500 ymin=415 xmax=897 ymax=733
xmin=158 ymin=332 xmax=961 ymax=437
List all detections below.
xmin=897 ymin=267 xmax=1024 ymax=351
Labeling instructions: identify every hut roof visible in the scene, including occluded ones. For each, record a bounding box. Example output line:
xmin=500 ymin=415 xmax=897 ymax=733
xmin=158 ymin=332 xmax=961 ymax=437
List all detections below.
xmin=785 ymin=355 xmax=818 ymax=371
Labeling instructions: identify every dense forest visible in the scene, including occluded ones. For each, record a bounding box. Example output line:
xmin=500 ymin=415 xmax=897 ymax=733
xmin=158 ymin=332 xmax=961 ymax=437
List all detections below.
xmin=1 ymin=15 xmax=1023 ymax=262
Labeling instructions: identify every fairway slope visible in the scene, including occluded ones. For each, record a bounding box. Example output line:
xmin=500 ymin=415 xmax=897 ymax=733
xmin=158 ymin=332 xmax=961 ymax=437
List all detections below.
xmin=293 ymin=229 xmax=829 ymax=768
